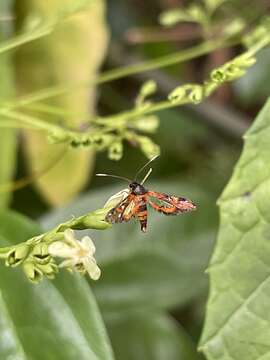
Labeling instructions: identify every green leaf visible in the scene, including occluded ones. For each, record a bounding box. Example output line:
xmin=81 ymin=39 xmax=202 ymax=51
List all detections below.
xmin=107 ymin=311 xmax=201 ymax=360
xmin=15 ymin=0 xmax=109 ymax=205
xmin=200 ymin=98 xmax=270 ymax=359
xmin=0 ymin=210 xmax=114 ymax=360
xmin=0 ymin=0 xmax=17 ymax=208
xmin=42 ymin=181 xmax=217 ymax=313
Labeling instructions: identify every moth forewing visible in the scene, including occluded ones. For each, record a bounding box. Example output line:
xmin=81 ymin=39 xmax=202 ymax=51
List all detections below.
xmin=103 ymin=188 xmax=130 ymax=209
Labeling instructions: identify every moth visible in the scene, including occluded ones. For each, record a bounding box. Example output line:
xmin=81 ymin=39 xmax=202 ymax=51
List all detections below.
xmin=97 ymin=156 xmax=196 ymax=232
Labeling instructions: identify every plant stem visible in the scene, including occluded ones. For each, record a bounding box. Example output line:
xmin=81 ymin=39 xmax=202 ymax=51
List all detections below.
xmin=2 ymin=38 xmax=237 ymax=109
xmin=0 ymin=247 xmax=12 ymax=258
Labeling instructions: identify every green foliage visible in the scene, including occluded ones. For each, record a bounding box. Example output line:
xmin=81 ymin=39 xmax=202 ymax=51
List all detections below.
xmin=0 ymin=210 xmax=114 ymax=360
xmin=200 ymin=98 xmax=270 ymax=359
xmin=0 ymin=1 xmax=270 ymax=359
xmin=107 ymin=311 xmax=201 ymax=360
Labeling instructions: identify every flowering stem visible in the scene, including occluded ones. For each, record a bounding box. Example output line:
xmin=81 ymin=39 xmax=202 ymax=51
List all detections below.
xmin=0 ymin=206 xmax=112 ymax=282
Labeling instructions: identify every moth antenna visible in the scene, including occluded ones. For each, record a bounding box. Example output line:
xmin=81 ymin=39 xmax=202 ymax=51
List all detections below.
xmin=96 ymin=173 xmax=131 ymax=183
xmin=141 ymin=168 xmax=152 ymax=185
xmin=134 ymin=155 xmax=159 ymax=182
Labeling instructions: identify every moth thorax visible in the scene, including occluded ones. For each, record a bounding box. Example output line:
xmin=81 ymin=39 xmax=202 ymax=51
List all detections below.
xmin=129 ymin=182 xmax=147 ymax=195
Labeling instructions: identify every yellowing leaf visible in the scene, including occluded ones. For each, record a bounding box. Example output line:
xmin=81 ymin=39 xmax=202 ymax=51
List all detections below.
xmin=0 ymin=1 xmax=17 ymax=208
xmin=15 ymin=0 xmax=109 ymax=205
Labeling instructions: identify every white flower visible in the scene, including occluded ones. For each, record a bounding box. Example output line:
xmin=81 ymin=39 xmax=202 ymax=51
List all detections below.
xmin=48 ymin=229 xmax=101 ymax=280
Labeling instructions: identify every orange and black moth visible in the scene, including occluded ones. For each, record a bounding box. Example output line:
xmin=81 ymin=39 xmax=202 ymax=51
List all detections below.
xmin=105 ymin=181 xmax=196 ymax=232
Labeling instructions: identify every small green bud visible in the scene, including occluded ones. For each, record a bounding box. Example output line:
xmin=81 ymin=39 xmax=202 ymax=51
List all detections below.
xmin=187 ymin=4 xmax=205 ymax=23
xmin=38 ymin=262 xmax=58 ymax=280
xmin=204 ymin=0 xmax=227 ymax=13
xmin=108 ymin=141 xmax=123 ymax=161
xmin=168 ymin=86 xmax=186 ymax=103
xmin=136 ymin=80 xmax=157 ymax=107
xmin=48 ymin=130 xmax=70 ymax=144
xmin=92 ymin=134 xmax=114 ymax=150
xmin=243 ymin=24 xmax=268 ymax=48
xmin=136 ymin=136 xmax=160 ymax=159
xmin=211 ymin=69 xmax=227 ymax=83
xmin=223 ymin=18 xmax=245 ymax=37
xmin=23 ymin=261 xmax=43 ymax=284
xmin=77 ymin=213 xmax=112 ymax=230
xmin=159 ymin=9 xmax=191 ymax=27
xmin=132 ymin=116 xmax=159 ymax=133
xmin=140 ymin=80 xmax=157 ymax=98
xmin=32 ymin=243 xmax=51 ymax=265
xmin=6 ymin=244 xmax=30 ymax=267
xmin=189 ymin=86 xmax=204 ymax=104
xmin=233 ymin=54 xmax=256 ymax=69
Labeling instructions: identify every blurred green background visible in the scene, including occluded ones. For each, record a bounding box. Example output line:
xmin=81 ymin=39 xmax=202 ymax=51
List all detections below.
xmin=0 ymin=0 xmax=269 ymax=359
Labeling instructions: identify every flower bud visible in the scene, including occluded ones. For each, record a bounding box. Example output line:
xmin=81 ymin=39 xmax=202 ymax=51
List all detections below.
xmin=136 ymin=136 xmax=160 ymax=159
xmin=211 ymin=69 xmax=227 ymax=83
xmin=92 ymin=134 xmax=114 ymax=150
xmin=108 ymin=141 xmax=123 ymax=161
xmin=32 ymin=243 xmax=51 ymax=265
xmin=38 ymin=262 xmax=58 ymax=280
xmin=78 ymin=212 xmax=112 ymax=230
xmin=132 ymin=116 xmax=159 ymax=133
xmin=189 ymin=86 xmax=204 ymax=104
xmin=139 ymin=80 xmax=157 ymax=98
xmin=6 ymin=244 xmax=30 ymax=267
xmin=48 ymin=130 xmax=70 ymax=144
xmin=168 ymin=86 xmax=186 ymax=103
xmin=23 ymin=261 xmax=43 ymax=284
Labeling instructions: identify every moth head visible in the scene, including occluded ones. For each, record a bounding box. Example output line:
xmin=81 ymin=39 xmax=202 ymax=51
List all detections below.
xmin=129 ymin=182 xmax=147 ymax=195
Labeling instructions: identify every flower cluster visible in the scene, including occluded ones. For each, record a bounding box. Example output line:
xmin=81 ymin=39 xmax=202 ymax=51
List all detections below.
xmin=49 ymin=229 xmax=101 ymax=280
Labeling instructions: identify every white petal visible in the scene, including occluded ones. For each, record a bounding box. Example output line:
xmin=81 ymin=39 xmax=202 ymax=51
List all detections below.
xmin=81 ymin=236 xmax=96 ymax=255
xmin=103 ymin=188 xmax=130 ymax=209
xmin=48 ymin=241 xmax=75 ymax=258
xmin=63 ymin=229 xmax=78 ymax=247
xmin=58 ymin=258 xmax=77 ymax=269
xmin=83 ymin=258 xmax=101 ymax=280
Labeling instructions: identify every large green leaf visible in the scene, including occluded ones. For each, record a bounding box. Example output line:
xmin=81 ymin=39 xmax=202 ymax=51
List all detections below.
xmin=0 ymin=0 xmax=17 ymax=208
xmin=15 ymin=0 xmax=109 ymax=205
xmin=42 ymin=180 xmax=217 ymax=313
xmin=0 ymin=210 xmax=114 ymax=360
xmin=107 ymin=311 xmax=201 ymax=360
xmin=200 ymin=98 xmax=270 ymax=359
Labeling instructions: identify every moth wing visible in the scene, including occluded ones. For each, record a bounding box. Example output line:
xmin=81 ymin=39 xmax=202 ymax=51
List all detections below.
xmin=147 ymin=191 xmax=196 ymax=215
xmin=104 ymin=188 xmax=130 ymax=209
xmin=105 ymin=194 xmax=138 ymax=224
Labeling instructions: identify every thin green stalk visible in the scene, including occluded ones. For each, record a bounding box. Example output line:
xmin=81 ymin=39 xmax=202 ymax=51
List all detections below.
xmin=0 ymin=109 xmax=62 ymax=133
xmin=0 ymin=26 xmax=52 ymax=55
xmin=0 ymin=247 xmax=12 ymax=258
xmin=2 ymin=37 xmax=238 ymax=109
xmin=24 ymin=103 xmax=89 ymax=118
